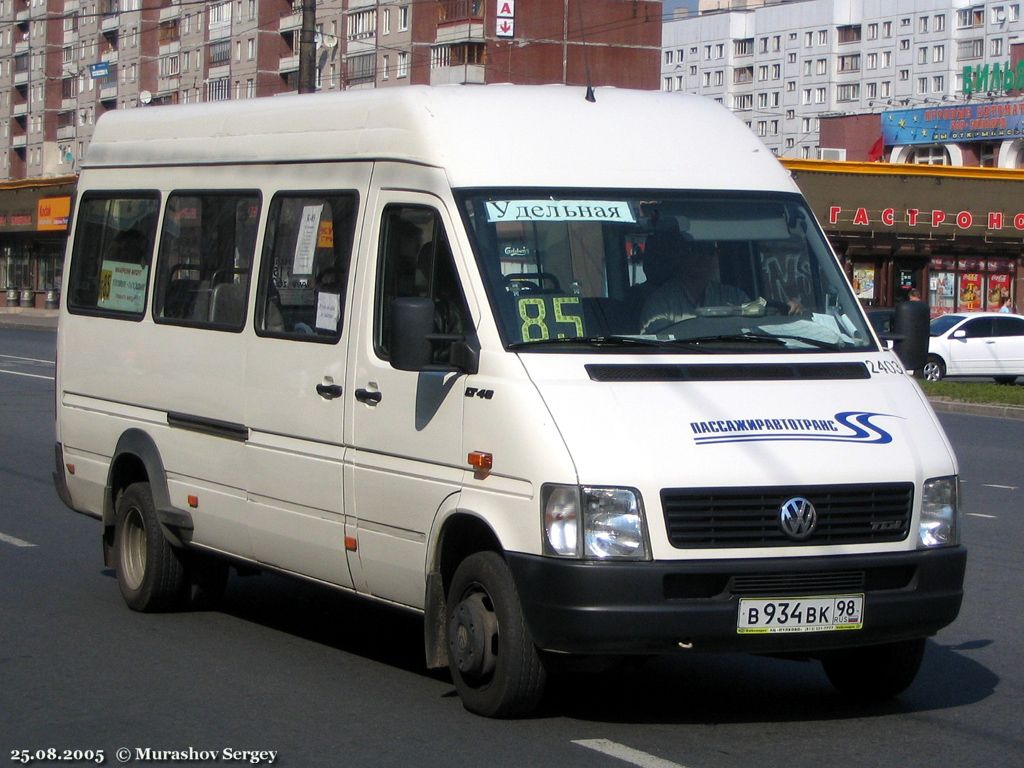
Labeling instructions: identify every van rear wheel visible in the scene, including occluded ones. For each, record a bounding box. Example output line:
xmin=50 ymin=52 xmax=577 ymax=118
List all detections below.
xmin=821 ymin=638 xmax=926 ymax=701
xmin=446 ymin=551 xmax=546 ymax=717
xmin=114 ymin=482 xmax=187 ymax=612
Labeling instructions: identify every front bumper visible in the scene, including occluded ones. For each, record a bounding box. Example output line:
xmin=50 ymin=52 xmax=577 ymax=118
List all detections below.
xmin=507 ymin=546 xmax=966 ymax=655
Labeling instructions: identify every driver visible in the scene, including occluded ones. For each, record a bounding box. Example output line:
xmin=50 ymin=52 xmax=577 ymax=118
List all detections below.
xmin=639 ymin=236 xmax=748 ymax=333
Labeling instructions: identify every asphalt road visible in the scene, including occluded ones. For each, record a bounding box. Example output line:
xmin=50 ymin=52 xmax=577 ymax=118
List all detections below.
xmin=1 ymin=327 xmax=1021 ymax=768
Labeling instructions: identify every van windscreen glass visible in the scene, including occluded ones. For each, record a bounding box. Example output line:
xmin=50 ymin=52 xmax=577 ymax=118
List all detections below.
xmin=457 ymin=190 xmax=874 ymax=353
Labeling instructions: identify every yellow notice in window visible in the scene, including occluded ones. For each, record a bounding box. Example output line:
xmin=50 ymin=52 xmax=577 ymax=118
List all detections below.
xmin=318 ymin=221 xmax=334 ymax=249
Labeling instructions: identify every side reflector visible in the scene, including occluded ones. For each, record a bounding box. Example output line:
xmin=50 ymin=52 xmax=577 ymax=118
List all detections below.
xmin=187 ymin=495 xmax=199 ymax=508
xmin=468 ymin=451 xmax=493 ymax=470
xmin=345 ymin=535 xmax=358 ymax=552
xmin=66 ymin=463 xmax=75 ymax=475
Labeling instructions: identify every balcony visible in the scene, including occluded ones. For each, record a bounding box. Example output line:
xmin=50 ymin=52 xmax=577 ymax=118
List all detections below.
xmin=57 ymin=125 xmax=76 ymax=140
xmin=101 ymin=49 xmax=119 ymax=63
xmin=279 ymin=11 xmax=301 ymax=33
xmin=279 ymin=54 xmax=299 ymax=73
xmin=101 ymin=15 xmax=119 ymax=33
xmin=430 ymin=64 xmax=485 ymax=86
xmin=14 ymin=71 xmax=29 ymax=86
xmin=11 ymin=135 xmax=27 ymax=148
xmin=100 ymin=85 xmax=117 ymax=101
xmin=435 ymin=21 xmax=484 ymax=45
xmin=159 ymin=41 xmax=181 ymax=56
xmin=12 ymin=103 xmax=28 ymax=117
xmin=159 ymin=5 xmax=180 ymax=22
xmin=63 ymin=0 xmax=80 ymax=12
xmin=14 ymin=40 xmax=28 ymax=54
xmin=62 ymin=98 xmax=76 ymax=111
xmin=157 ymin=76 xmax=180 ymax=93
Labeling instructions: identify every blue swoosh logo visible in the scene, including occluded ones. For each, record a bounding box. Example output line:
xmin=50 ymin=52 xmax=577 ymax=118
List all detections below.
xmin=693 ymin=411 xmax=896 ymax=445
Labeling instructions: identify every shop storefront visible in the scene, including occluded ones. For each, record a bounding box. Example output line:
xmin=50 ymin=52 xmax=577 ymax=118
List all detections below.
xmin=0 ymin=177 xmax=75 ymax=309
xmin=781 ymin=160 xmax=1024 ymax=318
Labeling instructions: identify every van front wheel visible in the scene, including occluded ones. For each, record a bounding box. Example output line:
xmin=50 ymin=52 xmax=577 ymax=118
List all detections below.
xmin=445 ymin=551 xmax=546 ymax=717
xmin=821 ymin=638 xmax=926 ymax=701
xmin=114 ymin=482 xmax=187 ymax=612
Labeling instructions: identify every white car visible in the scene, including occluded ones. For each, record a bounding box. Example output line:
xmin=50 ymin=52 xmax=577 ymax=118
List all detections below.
xmin=923 ymin=311 xmax=1024 ymax=383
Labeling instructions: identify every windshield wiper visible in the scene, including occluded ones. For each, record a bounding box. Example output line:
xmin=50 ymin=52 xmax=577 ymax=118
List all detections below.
xmin=664 ymin=332 xmax=845 ymax=350
xmin=507 ymin=335 xmax=672 ymax=350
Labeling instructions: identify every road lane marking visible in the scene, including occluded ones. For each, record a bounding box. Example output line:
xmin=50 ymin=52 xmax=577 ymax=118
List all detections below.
xmin=0 ymin=368 xmax=54 ymax=381
xmin=967 ymin=513 xmax=997 ymax=519
xmin=0 ymin=354 xmax=54 ymax=365
xmin=572 ymin=740 xmax=689 ymax=768
xmin=0 ymin=531 xmax=37 ymax=548
xmin=981 ymin=484 xmax=1017 ymax=490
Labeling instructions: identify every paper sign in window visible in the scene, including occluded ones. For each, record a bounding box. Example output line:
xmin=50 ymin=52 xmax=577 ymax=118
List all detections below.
xmin=316 ymin=291 xmax=341 ymax=332
xmin=97 ymin=260 xmax=148 ymax=313
xmin=292 ymin=204 xmax=324 ymax=276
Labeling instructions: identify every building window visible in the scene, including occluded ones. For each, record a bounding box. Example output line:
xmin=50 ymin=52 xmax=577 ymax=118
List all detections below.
xmin=815 ymin=87 xmax=826 ymax=103
xmin=206 ymin=77 xmax=229 ymax=101
xmin=383 ymin=8 xmax=391 ymax=34
xmin=837 ymin=83 xmax=859 ymax=101
xmin=733 ymin=66 xmax=753 ymax=84
xmin=734 ymin=38 xmax=753 ymax=56
xmin=868 ymin=23 xmax=878 ymax=40
xmin=957 ymin=8 xmax=984 ymax=28
xmin=883 ymin=21 xmax=892 ymax=37
xmin=917 ymin=77 xmax=928 ymax=94
xmin=958 ymin=39 xmax=984 ymax=60
xmin=348 ymin=10 xmax=376 ymax=39
xmin=733 ymin=94 xmax=753 ymax=111
xmin=347 ymin=53 xmax=375 ymax=84
xmin=817 ymin=30 xmax=827 ymax=45
xmin=935 ymin=14 xmax=946 ymax=31
xmin=399 ymin=4 xmax=409 ymax=30
xmin=899 ymin=38 xmax=910 ymax=50
xmin=837 ymin=25 xmax=861 ymax=44
xmin=838 ymin=54 xmax=859 ymax=72
xmin=866 ymin=81 xmax=877 ymax=99
xmin=919 ymin=15 xmax=929 ymax=33
xmin=664 ymin=50 xmax=674 ymax=65
xmin=934 ymin=45 xmax=945 ymax=63
xmin=934 ymin=75 xmax=945 ymax=92
xmin=991 ymin=38 xmax=1004 ymax=57
xmin=909 ymin=146 xmax=949 ymax=165
xmin=867 ymin=52 xmax=877 ymax=69
xmin=397 ymin=51 xmax=409 ymax=78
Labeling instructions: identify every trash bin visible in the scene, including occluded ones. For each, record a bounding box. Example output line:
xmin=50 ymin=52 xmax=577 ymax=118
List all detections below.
xmin=5 ymin=288 xmax=18 ymax=305
xmin=19 ymin=289 xmax=34 ymax=308
xmin=45 ymin=289 xmax=58 ymax=309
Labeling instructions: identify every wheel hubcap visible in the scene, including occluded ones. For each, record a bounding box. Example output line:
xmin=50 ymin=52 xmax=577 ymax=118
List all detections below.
xmin=120 ymin=507 xmax=147 ymax=590
xmin=449 ymin=592 xmax=498 ymax=680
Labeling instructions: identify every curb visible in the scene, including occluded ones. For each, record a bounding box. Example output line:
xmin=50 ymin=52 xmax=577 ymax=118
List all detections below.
xmin=0 ymin=309 xmax=59 ymax=330
xmin=927 ymin=397 xmax=1024 ymax=421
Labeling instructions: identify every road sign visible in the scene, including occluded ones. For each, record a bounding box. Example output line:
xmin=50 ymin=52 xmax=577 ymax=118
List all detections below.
xmin=496 ymin=17 xmax=515 ymax=37
xmin=497 ymin=1 xmax=515 ymax=17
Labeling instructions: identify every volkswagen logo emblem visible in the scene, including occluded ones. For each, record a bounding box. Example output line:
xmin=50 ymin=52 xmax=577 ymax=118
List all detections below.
xmin=779 ymin=497 xmax=817 ymax=541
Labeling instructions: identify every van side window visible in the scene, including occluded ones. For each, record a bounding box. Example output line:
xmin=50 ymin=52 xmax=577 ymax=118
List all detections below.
xmin=255 ymin=193 xmax=358 ymax=341
xmin=376 ymin=205 xmax=470 ymax=360
xmin=67 ymin=193 xmax=160 ymax=318
xmin=152 ymin=192 xmax=261 ymax=331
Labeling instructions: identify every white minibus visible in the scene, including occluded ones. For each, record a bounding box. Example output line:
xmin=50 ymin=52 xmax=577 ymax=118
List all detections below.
xmin=54 ymin=86 xmax=966 ymax=717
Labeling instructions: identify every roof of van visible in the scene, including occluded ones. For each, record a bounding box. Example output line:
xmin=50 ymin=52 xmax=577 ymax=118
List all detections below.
xmin=84 ymin=85 xmax=797 ymax=192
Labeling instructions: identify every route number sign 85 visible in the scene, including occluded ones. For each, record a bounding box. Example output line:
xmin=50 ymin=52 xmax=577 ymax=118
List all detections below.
xmin=517 ymin=295 xmax=586 ymax=341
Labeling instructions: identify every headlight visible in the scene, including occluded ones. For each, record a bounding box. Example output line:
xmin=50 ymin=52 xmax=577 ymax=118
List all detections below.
xmin=919 ymin=476 xmax=959 ymax=548
xmin=542 ymin=485 xmax=649 ymax=560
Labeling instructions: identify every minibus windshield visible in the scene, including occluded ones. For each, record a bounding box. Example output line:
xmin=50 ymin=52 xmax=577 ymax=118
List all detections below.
xmin=458 ymin=190 xmax=875 ymax=353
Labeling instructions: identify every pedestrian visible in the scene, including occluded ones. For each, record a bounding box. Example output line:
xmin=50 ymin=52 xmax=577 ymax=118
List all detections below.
xmin=908 ymin=288 xmax=922 ymax=301
xmin=999 ymin=295 xmax=1013 ymax=313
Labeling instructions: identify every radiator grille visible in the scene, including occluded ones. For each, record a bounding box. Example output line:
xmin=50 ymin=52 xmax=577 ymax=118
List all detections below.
xmin=662 ymin=483 xmax=913 ymax=549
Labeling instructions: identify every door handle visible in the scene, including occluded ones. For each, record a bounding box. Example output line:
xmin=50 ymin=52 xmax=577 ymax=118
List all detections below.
xmin=316 ymin=383 xmax=344 ymax=400
xmin=355 ymin=388 xmax=382 ymax=404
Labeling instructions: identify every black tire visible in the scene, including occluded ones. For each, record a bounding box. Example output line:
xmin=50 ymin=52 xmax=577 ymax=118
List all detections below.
xmin=994 ymin=375 xmax=1018 ymax=385
xmin=114 ymin=482 xmax=187 ymax=612
xmin=922 ymin=355 xmax=946 ymax=382
xmin=821 ymin=638 xmax=926 ymax=701
xmin=445 ymin=551 xmax=547 ymax=717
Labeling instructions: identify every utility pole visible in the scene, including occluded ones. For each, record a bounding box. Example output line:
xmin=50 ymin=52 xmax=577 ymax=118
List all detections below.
xmin=298 ymin=0 xmax=317 ymax=94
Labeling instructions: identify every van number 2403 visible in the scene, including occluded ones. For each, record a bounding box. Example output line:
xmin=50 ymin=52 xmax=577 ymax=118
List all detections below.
xmin=866 ymin=359 xmax=903 ymax=375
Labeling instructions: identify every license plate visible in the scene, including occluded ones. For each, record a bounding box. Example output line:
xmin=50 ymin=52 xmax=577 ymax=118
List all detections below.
xmin=737 ymin=594 xmax=864 ymax=634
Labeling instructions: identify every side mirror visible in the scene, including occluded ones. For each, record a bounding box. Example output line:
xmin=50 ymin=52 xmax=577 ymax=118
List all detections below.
xmin=390 ymin=297 xmax=435 ymax=372
xmin=892 ymin=300 xmax=929 ymax=371
xmin=951 ymin=329 xmax=967 ymax=340
xmin=389 ymin=297 xmax=479 ymax=374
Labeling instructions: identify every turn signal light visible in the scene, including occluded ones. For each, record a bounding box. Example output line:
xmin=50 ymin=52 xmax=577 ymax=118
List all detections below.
xmin=468 ymin=451 xmax=493 ymax=470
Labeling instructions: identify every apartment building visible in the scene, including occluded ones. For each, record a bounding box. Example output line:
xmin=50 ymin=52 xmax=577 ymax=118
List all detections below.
xmin=0 ymin=0 xmax=661 ymax=182
xmin=662 ymin=0 xmax=1024 ymax=159
xmin=0 ymin=1 xmax=661 ymax=303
